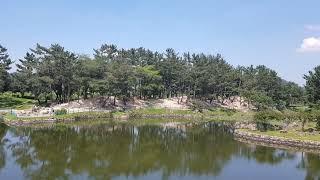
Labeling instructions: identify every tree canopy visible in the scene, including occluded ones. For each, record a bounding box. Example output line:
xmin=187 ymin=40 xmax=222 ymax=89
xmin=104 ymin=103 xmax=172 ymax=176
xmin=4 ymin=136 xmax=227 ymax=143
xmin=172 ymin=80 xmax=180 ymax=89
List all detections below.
xmin=0 ymin=45 xmax=13 ymax=92
xmin=0 ymin=43 xmax=306 ymax=109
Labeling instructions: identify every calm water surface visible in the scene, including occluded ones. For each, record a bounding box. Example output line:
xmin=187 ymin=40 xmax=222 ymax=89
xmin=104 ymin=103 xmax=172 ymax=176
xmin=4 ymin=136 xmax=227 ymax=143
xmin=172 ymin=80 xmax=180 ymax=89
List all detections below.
xmin=0 ymin=122 xmax=320 ymax=180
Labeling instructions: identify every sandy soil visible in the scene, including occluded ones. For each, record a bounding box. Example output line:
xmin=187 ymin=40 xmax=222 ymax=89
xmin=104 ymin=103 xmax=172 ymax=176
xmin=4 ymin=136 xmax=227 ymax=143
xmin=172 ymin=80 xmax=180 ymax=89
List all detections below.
xmin=13 ymin=96 xmax=252 ymax=118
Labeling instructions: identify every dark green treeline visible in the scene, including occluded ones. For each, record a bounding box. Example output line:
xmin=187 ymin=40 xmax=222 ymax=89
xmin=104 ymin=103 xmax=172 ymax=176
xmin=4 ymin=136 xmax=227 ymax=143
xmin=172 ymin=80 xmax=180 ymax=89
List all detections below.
xmin=1 ymin=43 xmax=316 ymax=110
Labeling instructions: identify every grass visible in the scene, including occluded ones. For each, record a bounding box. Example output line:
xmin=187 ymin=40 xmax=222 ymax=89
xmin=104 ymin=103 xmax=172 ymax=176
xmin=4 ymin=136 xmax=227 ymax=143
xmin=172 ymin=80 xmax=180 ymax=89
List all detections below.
xmin=54 ymin=111 xmax=110 ymax=118
xmin=130 ymin=108 xmax=254 ymax=121
xmin=241 ymin=129 xmax=320 ymax=142
xmin=204 ymin=110 xmax=255 ymax=122
xmin=127 ymin=117 xmax=207 ymax=126
xmin=3 ymin=107 xmax=255 ymax=124
xmin=133 ymin=108 xmax=195 ymax=115
xmin=4 ymin=111 xmax=113 ymax=122
xmin=111 ymin=111 xmax=127 ymax=116
xmin=4 ymin=113 xmax=52 ymax=121
xmin=0 ymin=94 xmax=35 ymax=110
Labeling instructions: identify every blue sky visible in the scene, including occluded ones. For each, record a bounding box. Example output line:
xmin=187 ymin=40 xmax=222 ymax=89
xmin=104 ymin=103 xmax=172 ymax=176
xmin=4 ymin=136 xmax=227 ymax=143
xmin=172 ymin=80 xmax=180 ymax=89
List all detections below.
xmin=1 ymin=0 xmax=320 ymax=85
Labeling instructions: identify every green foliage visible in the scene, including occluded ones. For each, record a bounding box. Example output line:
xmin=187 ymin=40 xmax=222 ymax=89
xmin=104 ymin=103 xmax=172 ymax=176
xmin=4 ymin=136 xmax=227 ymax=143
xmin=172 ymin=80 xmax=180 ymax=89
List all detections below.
xmin=254 ymin=110 xmax=284 ymax=122
xmin=136 ymin=65 xmax=163 ymax=98
xmin=220 ymin=108 xmax=237 ymax=116
xmin=250 ymin=91 xmax=274 ymax=110
xmin=11 ymin=53 xmax=37 ymax=96
xmin=253 ymin=110 xmax=284 ymax=131
xmin=133 ymin=108 xmax=195 ymax=115
xmin=32 ymin=44 xmax=77 ymax=103
xmin=54 ymin=108 xmax=67 ymax=115
xmin=0 ymin=45 xmax=13 ymax=92
xmin=304 ymin=110 xmax=320 ymax=131
xmin=72 ymin=112 xmax=113 ymax=121
xmin=238 ymin=65 xmax=304 ymax=110
xmin=106 ymin=60 xmax=136 ymax=105
xmin=1 ymin=43 xmax=307 ymax=111
xmin=190 ymin=100 xmax=209 ymax=113
xmin=128 ymin=111 xmax=143 ymax=119
xmin=0 ymin=93 xmax=35 ymax=109
xmin=75 ymin=55 xmax=105 ymax=99
xmin=315 ymin=116 xmax=320 ymax=131
xmin=280 ymin=82 xmax=305 ymax=106
xmin=305 ymin=65 xmax=320 ymax=104
xmin=254 ymin=109 xmax=320 ymax=131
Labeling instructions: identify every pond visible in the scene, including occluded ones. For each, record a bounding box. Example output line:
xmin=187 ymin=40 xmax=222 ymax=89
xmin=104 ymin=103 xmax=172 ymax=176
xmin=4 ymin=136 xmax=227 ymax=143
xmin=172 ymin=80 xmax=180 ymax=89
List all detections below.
xmin=0 ymin=122 xmax=319 ymax=180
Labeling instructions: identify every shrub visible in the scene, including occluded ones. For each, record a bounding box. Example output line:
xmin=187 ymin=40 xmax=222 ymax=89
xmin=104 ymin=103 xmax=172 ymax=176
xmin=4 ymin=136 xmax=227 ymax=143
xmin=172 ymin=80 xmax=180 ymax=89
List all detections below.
xmin=282 ymin=110 xmax=301 ymax=122
xmin=254 ymin=110 xmax=284 ymax=131
xmin=249 ymin=92 xmax=274 ymax=110
xmin=190 ymin=100 xmax=209 ymax=113
xmin=128 ymin=111 xmax=143 ymax=119
xmin=254 ymin=110 xmax=284 ymax=122
xmin=221 ymin=108 xmax=237 ymax=116
xmin=309 ymin=110 xmax=320 ymax=130
xmin=55 ymin=108 xmax=67 ymax=115
xmin=74 ymin=112 xmax=113 ymax=121
xmin=275 ymin=100 xmax=287 ymax=111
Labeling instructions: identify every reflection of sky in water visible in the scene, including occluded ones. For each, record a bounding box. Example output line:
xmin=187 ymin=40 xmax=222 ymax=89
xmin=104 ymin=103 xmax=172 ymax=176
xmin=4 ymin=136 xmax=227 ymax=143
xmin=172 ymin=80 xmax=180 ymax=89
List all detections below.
xmin=218 ymin=156 xmax=305 ymax=180
xmin=1 ymin=131 xmax=24 ymax=179
xmin=0 ymin=123 xmax=318 ymax=179
xmin=113 ymin=154 xmax=307 ymax=180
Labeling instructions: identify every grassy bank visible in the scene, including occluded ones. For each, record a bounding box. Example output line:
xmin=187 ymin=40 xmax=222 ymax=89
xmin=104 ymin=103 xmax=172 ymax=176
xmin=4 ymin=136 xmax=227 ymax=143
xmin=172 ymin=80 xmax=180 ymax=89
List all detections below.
xmin=128 ymin=108 xmax=254 ymax=121
xmin=3 ymin=111 xmax=114 ymax=123
xmin=243 ymin=129 xmax=320 ymax=141
xmin=0 ymin=93 xmax=35 ymax=110
xmin=4 ymin=106 xmax=320 ymax=151
xmin=2 ymin=107 xmax=254 ymax=125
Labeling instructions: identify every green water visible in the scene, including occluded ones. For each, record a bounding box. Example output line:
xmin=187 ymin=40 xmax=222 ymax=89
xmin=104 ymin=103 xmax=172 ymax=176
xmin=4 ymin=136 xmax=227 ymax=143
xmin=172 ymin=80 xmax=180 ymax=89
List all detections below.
xmin=0 ymin=122 xmax=320 ymax=180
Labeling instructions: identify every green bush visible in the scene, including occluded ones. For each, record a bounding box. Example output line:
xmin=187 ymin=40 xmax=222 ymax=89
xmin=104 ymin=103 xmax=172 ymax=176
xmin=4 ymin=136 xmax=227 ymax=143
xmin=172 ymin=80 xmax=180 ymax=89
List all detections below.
xmin=275 ymin=100 xmax=287 ymax=111
xmin=254 ymin=110 xmax=284 ymax=122
xmin=128 ymin=111 xmax=143 ymax=119
xmin=74 ymin=112 xmax=113 ymax=121
xmin=282 ymin=110 xmax=301 ymax=122
xmin=190 ymin=100 xmax=209 ymax=113
xmin=307 ymin=110 xmax=320 ymax=130
xmin=55 ymin=108 xmax=67 ymax=115
xmin=221 ymin=108 xmax=237 ymax=116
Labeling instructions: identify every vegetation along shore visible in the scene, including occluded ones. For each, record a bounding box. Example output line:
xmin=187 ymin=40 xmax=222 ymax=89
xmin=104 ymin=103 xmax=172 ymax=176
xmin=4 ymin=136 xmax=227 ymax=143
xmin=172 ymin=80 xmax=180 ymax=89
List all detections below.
xmin=1 ymin=43 xmax=320 ymax=150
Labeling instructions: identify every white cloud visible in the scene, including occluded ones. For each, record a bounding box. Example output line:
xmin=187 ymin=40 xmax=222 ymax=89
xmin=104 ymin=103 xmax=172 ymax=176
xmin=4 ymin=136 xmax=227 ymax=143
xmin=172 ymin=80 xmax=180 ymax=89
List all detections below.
xmin=305 ymin=25 xmax=320 ymax=31
xmin=297 ymin=37 xmax=320 ymax=52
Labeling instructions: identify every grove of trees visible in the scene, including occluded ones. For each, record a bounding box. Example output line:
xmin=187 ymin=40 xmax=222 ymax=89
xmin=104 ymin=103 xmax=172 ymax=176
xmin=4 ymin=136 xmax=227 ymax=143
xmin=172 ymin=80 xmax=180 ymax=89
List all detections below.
xmin=0 ymin=43 xmax=308 ymax=110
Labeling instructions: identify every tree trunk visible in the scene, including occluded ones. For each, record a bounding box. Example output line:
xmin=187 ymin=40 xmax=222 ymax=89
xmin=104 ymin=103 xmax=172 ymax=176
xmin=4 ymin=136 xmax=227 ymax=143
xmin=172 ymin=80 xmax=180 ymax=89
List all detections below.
xmin=123 ymin=97 xmax=127 ymax=106
xmin=84 ymin=88 xmax=88 ymax=99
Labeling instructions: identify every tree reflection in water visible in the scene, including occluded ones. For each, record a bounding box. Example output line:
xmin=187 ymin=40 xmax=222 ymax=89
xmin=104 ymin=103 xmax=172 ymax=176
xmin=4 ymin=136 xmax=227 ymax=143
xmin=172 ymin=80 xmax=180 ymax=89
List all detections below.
xmin=0 ymin=122 xmax=319 ymax=179
xmin=0 ymin=123 xmax=7 ymax=172
xmin=297 ymin=152 xmax=320 ymax=180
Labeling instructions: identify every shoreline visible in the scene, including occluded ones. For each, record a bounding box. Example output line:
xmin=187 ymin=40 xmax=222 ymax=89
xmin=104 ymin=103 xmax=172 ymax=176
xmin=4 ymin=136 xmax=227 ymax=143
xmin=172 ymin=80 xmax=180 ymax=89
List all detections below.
xmin=3 ymin=110 xmax=320 ymax=152
xmin=234 ymin=129 xmax=320 ymax=151
xmin=2 ymin=112 xmax=204 ymax=126
xmin=236 ymin=137 xmax=320 ymax=154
